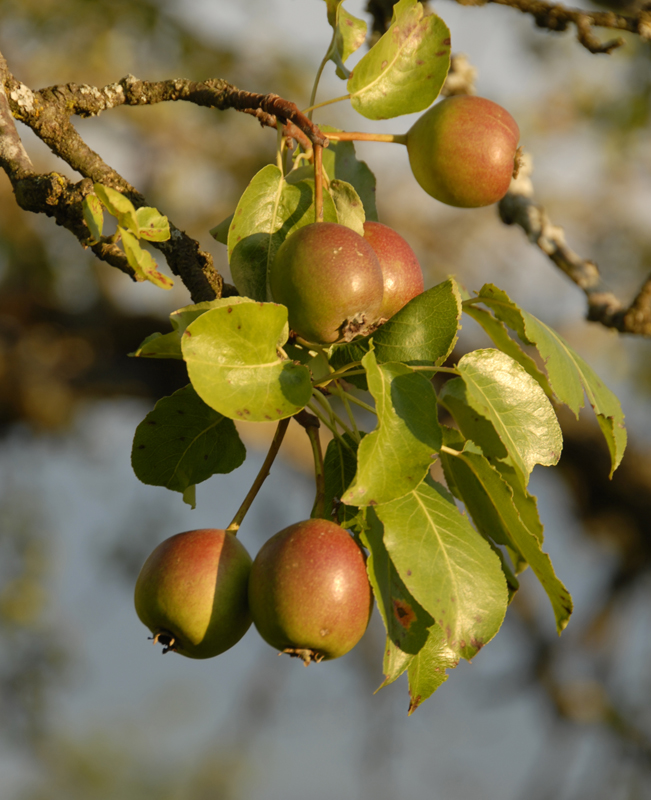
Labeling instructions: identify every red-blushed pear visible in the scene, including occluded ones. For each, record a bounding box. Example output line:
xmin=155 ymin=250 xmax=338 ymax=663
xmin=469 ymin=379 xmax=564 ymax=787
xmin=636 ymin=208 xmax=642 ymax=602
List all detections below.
xmin=363 ymin=221 xmax=424 ymax=319
xmin=134 ymin=528 xmax=252 ymax=659
xmin=248 ymin=518 xmax=373 ymax=664
xmin=269 ymin=221 xmax=384 ymax=344
xmin=407 ymin=95 xmax=520 ymax=208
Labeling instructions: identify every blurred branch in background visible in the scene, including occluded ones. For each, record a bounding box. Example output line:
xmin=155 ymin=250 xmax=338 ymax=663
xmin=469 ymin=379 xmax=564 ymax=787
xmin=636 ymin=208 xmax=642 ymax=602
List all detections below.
xmin=499 ymin=153 xmax=651 ymax=334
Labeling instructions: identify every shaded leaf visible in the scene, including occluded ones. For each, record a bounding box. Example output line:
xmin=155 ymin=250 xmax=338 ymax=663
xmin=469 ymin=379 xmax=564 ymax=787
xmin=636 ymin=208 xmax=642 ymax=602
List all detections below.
xmin=131 ymin=385 xmax=246 ymax=499
xmin=361 ymin=509 xmax=436 ymax=689
xmin=323 ymin=433 xmax=361 ymax=525
xmin=181 ymin=301 xmax=312 ymax=422
xmin=330 ymin=278 xmax=462 ymax=382
xmin=348 ymin=0 xmax=451 ymax=119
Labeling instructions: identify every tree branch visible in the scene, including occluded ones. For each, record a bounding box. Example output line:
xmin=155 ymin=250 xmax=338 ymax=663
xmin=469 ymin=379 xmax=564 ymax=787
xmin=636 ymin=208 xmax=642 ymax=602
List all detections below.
xmin=0 ymin=56 xmax=329 ymax=303
xmin=450 ymin=0 xmax=651 ymax=53
xmin=499 ymin=153 xmax=651 ymax=335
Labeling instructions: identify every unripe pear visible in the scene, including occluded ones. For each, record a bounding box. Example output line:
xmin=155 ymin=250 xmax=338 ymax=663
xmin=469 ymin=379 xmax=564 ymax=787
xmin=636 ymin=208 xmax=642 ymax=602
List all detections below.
xmin=269 ymin=222 xmax=384 ymax=344
xmin=134 ymin=528 xmax=252 ymax=659
xmin=363 ymin=221 xmax=424 ymax=319
xmin=248 ymin=518 xmax=373 ymax=664
xmin=407 ymin=95 xmax=520 ymax=208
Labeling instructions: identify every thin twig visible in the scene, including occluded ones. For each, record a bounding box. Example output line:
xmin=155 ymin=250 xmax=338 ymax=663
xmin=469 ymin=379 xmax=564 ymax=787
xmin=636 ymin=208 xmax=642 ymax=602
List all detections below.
xmin=450 ymin=0 xmax=651 ymax=54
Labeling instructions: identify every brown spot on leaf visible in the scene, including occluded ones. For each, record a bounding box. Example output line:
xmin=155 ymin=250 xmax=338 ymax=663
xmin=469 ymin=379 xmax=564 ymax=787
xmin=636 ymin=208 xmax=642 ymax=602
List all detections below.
xmin=392 ymin=598 xmax=417 ymax=629
xmin=443 ymin=37 xmax=451 ymax=45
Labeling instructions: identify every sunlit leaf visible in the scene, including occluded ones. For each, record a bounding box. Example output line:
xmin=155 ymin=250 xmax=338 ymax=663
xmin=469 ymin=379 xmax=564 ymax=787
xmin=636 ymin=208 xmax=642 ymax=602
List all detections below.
xmin=441 ymin=442 xmax=573 ymax=632
xmin=455 ymin=349 xmax=563 ymax=484
xmin=320 ymin=129 xmax=378 ymax=221
xmin=94 ymin=183 xmax=139 ymax=235
xmin=82 ymin=194 xmax=103 ymax=243
xmin=329 ymin=179 xmax=365 ymax=235
xmin=407 ymin=623 xmax=459 ymax=714
xmin=227 ymin=165 xmax=337 ymax=301
xmin=376 ymin=479 xmax=508 ymax=660
xmin=342 ymin=350 xmax=441 ymax=506
xmin=347 ymin=0 xmax=451 ymax=119
xmin=181 ymin=301 xmax=312 ymax=422
xmin=474 ymin=284 xmax=627 ymax=476
xmin=131 ymin=298 xmax=255 ymax=359
xmin=135 ymin=206 xmax=170 ymax=241
xmin=121 ymin=229 xmax=174 ymax=289
xmin=323 ymin=0 xmax=367 ymax=79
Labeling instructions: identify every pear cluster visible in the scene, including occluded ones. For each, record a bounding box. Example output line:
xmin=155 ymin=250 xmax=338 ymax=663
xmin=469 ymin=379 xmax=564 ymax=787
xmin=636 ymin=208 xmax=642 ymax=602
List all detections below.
xmin=134 ymin=520 xmax=373 ymax=665
xmin=269 ymin=220 xmax=424 ymax=345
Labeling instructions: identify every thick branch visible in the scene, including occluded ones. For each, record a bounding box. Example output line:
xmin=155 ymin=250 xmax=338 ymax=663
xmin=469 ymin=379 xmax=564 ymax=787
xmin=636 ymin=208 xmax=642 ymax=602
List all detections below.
xmin=499 ymin=153 xmax=651 ymax=335
xmin=451 ymin=0 xmax=651 ymax=53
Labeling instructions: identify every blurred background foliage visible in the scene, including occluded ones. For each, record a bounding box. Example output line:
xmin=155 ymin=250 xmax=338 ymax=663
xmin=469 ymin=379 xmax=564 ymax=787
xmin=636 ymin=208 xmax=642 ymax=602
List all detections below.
xmin=1 ymin=0 xmax=651 ymax=798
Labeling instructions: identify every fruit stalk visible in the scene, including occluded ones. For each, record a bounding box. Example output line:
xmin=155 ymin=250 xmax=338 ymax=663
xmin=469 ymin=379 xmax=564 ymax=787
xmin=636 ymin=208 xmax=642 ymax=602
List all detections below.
xmin=314 ymin=143 xmax=324 ymax=223
xmin=226 ymin=417 xmax=291 ymax=534
xmin=325 ymin=131 xmax=408 ymax=145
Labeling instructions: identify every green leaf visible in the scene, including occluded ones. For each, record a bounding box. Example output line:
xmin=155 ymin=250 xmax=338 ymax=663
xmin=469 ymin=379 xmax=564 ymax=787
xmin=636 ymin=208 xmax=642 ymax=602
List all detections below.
xmin=131 ymin=385 xmax=246 ymax=499
xmin=323 ymin=1 xmax=368 ymax=80
xmin=441 ymin=443 xmax=573 ymax=633
xmin=463 ymin=304 xmax=553 ymax=397
xmin=347 ymin=0 xmax=451 ymax=120
xmin=323 ymin=433 xmax=361 ymax=525
xmin=329 ymin=179 xmax=365 ymax=235
xmin=329 ymin=278 xmax=462 ymax=381
xmin=135 ymin=207 xmax=170 ymax=241
xmin=342 ymin=350 xmax=441 ymax=506
xmin=227 ymin=165 xmax=337 ymax=302
xmin=181 ymin=302 xmax=312 ymax=422
xmin=375 ymin=479 xmax=508 ymax=660
xmin=131 ymin=298 xmax=255 ymax=359
xmin=209 ymin=212 xmax=234 ymax=245
xmin=407 ymin=623 xmax=459 ymax=714
xmin=94 ymin=183 xmax=139 ymax=235
xmin=474 ymin=284 xmax=627 ymax=476
xmin=82 ymin=194 xmax=104 ymax=243
xmin=320 ymin=130 xmax=378 ymax=221
xmin=455 ymin=349 xmax=563 ymax=484
xmin=121 ymin=229 xmax=174 ymax=290
xmin=361 ymin=510 xmax=438 ymax=691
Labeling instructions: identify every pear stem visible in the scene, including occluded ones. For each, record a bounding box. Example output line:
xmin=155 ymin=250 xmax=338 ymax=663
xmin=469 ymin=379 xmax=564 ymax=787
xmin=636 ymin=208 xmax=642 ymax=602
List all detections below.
xmin=226 ymin=417 xmax=290 ymax=534
xmin=325 ymin=131 xmax=408 ymax=145
xmin=314 ymin=143 xmax=324 ymax=223
xmin=304 ymin=421 xmax=326 ymax=520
